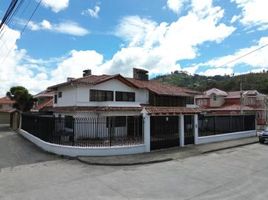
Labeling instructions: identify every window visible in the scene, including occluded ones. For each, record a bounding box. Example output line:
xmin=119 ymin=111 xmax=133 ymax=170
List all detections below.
xmin=54 ymin=95 xmax=58 ymax=104
xmin=116 ymin=91 xmax=135 ymax=102
xmin=90 ymin=89 xmax=113 ymax=101
xmin=213 ymin=94 xmax=217 ymax=101
xmin=58 ymin=92 xmax=62 ymax=98
xmin=106 ymin=116 xmax=126 ymax=127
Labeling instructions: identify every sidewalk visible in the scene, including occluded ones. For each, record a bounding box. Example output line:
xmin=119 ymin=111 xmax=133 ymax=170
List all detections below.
xmin=78 ymin=136 xmax=259 ymax=166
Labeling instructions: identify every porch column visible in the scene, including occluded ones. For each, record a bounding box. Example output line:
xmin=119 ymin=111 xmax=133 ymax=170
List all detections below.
xmin=143 ymin=113 xmax=151 ymax=152
xmin=179 ymin=114 xmax=184 ymax=147
xmin=194 ymin=114 xmax=199 ymax=144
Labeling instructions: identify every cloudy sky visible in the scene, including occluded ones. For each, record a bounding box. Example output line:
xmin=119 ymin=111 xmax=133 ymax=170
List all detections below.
xmin=0 ymin=0 xmax=267 ymax=95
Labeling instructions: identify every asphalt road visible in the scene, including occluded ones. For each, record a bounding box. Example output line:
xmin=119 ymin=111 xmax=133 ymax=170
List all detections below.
xmin=1 ymin=125 xmax=268 ymax=199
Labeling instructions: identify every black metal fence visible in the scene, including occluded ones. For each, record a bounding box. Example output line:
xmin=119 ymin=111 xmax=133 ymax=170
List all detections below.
xmin=199 ymin=115 xmax=255 ymax=137
xmin=21 ymin=113 xmax=143 ymax=147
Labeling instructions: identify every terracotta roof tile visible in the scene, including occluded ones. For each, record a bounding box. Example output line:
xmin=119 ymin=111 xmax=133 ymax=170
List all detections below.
xmin=49 ymin=106 xmax=142 ymax=113
xmin=0 ymin=97 xmax=14 ymax=104
xmin=144 ymin=106 xmax=201 ymax=115
xmin=47 ymin=74 xmax=199 ymax=97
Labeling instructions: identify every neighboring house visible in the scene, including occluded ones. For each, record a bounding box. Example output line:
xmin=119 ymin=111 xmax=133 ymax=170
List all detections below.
xmin=32 ymin=90 xmax=54 ymax=112
xmin=0 ymin=96 xmax=15 ymax=124
xmin=195 ymin=88 xmax=267 ymax=128
xmin=47 ymin=68 xmax=200 ymax=149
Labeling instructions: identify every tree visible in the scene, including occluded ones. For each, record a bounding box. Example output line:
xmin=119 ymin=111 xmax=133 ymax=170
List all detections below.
xmin=6 ymin=86 xmax=36 ymax=112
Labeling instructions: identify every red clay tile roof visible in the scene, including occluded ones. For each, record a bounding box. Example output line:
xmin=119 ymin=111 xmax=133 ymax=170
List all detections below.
xmin=33 ymin=99 xmax=53 ymax=111
xmin=205 ymin=104 xmax=255 ymax=111
xmin=34 ymin=90 xmax=54 ymax=98
xmin=126 ymin=78 xmax=198 ymax=96
xmin=47 ymin=74 xmax=198 ymax=97
xmin=48 ymin=74 xmax=138 ymax=90
xmin=49 ymin=106 xmax=142 ymax=113
xmin=0 ymin=97 xmax=14 ymax=104
xmin=144 ymin=106 xmax=201 ymax=115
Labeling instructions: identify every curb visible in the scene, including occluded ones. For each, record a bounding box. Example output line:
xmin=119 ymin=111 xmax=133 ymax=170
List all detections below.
xmin=201 ymin=141 xmax=259 ymax=154
xmin=77 ymin=141 xmax=259 ymax=166
xmin=77 ymin=157 xmax=173 ymax=166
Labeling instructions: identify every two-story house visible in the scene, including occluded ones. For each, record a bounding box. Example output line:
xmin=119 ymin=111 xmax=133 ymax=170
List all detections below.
xmin=195 ymin=88 xmax=267 ymax=128
xmin=0 ymin=96 xmax=15 ymax=124
xmin=47 ymin=68 xmax=200 ymax=150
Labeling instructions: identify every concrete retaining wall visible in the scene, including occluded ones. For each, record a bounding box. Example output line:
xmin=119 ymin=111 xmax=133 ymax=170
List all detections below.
xmin=197 ymin=130 xmax=256 ymax=144
xmin=19 ymin=129 xmax=146 ymax=157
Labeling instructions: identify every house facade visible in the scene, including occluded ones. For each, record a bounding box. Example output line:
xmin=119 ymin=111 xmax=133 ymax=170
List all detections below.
xmin=195 ymin=88 xmax=267 ymax=128
xmin=46 ymin=68 xmax=200 ymax=151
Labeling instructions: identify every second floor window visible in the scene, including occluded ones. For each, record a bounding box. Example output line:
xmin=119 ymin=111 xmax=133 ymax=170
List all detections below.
xmin=116 ymin=91 xmax=135 ymax=102
xmin=54 ymin=95 xmax=58 ymax=104
xmin=90 ymin=89 xmax=113 ymax=101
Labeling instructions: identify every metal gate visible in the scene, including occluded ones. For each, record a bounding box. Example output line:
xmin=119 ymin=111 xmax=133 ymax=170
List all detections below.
xmin=184 ymin=115 xmax=194 ymax=145
xmin=150 ymin=116 xmax=179 ymax=150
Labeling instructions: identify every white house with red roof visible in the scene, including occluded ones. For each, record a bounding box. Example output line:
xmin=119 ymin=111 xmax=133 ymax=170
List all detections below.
xmin=19 ymin=69 xmax=257 ymax=156
xmin=46 ymin=68 xmax=200 ymax=150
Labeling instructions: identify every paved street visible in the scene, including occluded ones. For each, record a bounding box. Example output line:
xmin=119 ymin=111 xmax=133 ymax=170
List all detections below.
xmin=1 ymin=125 xmax=268 ymax=200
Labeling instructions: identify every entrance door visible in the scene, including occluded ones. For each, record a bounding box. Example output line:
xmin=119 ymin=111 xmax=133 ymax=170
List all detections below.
xmin=150 ymin=116 xmax=179 ymax=150
xmin=184 ymin=115 xmax=194 ymax=145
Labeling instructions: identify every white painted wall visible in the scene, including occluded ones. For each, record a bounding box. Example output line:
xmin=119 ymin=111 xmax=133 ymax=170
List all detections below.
xmin=197 ymin=130 xmax=256 ymax=144
xmin=56 ymin=85 xmax=77 ymax=107
xmin=19 ymin=129 xmax=146 ymax=157
xmin=209 ymin=95 xmax=225 ymax=107
xmin=54 ymin=79 xmax=149 ymax=107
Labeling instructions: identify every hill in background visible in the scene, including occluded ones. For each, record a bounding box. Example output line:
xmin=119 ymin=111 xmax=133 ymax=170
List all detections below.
xmin=154 ymin=70 xmax=268 ymax=94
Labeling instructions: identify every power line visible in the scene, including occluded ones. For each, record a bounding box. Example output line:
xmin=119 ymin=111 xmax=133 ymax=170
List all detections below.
xmin=0 ymin=0 xmax=42 ymax=65
xmin=216 ymin=43 xmax=268 ymax=68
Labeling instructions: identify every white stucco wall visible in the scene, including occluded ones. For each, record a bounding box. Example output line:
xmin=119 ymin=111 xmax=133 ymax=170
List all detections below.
xmin=209 ymin=95 xmax=225 ymax=107
xmin=56 ymin=85 xmax=77 ymax=107
xmin=54 ymin=79 xmax=149 ymax=107
xmin=19 ymin=129 xmax=146 ymax=157
xmin=197 ymin=130 xmax=256 ymax=144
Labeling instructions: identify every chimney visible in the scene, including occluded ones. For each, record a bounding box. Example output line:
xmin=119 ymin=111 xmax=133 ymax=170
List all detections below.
xmin=67 ymin=77 xmax=75 ymax=82
xmin=83 ymin=69 xmax=92 ymax=77
xmin=133 ymin=68 xmax=149 ymax=81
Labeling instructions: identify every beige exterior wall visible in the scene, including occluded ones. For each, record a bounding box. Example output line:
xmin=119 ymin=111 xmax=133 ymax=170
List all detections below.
xmin=209 ymin=94 xmax=225 ymax=107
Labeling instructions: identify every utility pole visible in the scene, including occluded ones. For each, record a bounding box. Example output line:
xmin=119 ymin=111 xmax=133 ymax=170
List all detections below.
xmin=240 ymin=78 xmax=243 ymax=114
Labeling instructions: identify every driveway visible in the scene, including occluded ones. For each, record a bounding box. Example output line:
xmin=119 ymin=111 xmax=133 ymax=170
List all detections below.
xmin=0 ymin=127 xmax=268 ymax=200
xmin=0 ymin=125 xmax=59 ymax=169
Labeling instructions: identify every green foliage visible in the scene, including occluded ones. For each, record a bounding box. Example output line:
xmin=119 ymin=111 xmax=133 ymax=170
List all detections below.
xmin=6 ymin=86 xmax=36 ymax=112
xmin=154 ymin=71 xmax=268 ymax=94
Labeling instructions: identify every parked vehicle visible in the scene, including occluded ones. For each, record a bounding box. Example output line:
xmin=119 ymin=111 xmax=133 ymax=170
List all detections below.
xmin=258 ymin=127 xmax=268 ymax=144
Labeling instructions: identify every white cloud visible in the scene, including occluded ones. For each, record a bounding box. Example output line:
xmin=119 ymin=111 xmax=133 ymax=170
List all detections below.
xmin=41 ymin=0 xmax=69 ymax=13
xmin=82 ymin=6 xmax=100 ymax=18
xmin=199 ymin=67 xmax=234 ymax=76
xmin=196 ymin=36 xmax=268 ymax=75
xmin=112 ymin=0 xmax=235 ymax=75
xmin=232 ymin=0 xmax=268 ymax=30
xmin=51 ymin=50 xmax=105 ymax=81
xmin=230 ymin=15 xmax=240 ymax=23
xmin=166 ymin=0 xmax=188 ymax=14
xmin=198 ymin=36 xmax=268 ymax=70
xmin=28 ymin=20 xmax=89 ymax=36
xmin=0 ymin=0 xmax=237 ymax=95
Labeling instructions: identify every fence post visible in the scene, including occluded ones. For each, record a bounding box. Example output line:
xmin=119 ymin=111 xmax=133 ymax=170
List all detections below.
xmin=179 ymin=114 xmax=184 ymax=147
xmin=143 ymin=113 xmax=150 ymax=152
xmin=194 ymin=114 xmax=198 ymax=144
